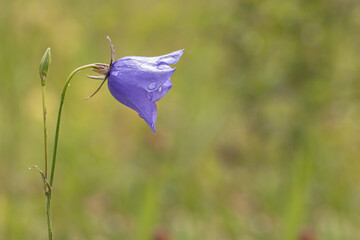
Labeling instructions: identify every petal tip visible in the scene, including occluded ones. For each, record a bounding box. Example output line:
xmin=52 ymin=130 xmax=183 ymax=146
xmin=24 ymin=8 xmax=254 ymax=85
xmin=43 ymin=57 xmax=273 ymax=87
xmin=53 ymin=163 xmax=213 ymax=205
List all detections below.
xmin=148 ymin=122 xmax=156 ymax=133
xmin=175 ymin=49 xmax=185 ymax=58
xmin=160 ymin=49 xmax=184 ymax=65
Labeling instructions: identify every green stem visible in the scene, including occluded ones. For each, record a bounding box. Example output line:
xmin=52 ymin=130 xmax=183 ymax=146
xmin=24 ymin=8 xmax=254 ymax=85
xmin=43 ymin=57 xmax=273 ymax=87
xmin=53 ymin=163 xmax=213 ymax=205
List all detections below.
xmin=46 ymin=63 xmax=106 ymax=240
xmin=41 ymin=84 xmax=48 ymax=178
xmin=46 ymin=194 xmax=52 ymax=240
xmin=49 ymin=63 xmax=103 ymax=186
xmin=40 ymin=75 xmax=52 ymax=239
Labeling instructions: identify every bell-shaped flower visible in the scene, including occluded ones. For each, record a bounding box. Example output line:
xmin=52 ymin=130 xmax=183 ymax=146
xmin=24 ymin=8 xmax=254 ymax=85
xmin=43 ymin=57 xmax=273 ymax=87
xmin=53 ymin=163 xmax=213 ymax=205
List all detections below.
xmin=107 ymin=49 xmax=184 ymax=132
xmin=86 ymin=37 xmax=184 ymax=132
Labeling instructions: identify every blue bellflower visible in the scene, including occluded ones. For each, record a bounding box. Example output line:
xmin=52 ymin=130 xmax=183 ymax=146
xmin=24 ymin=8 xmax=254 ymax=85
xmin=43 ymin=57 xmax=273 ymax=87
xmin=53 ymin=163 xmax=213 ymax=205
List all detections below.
xmin=88 ymin=37 xmax=183 ymax=132
xmin=108 ymin=50 xmax=184 ymax=132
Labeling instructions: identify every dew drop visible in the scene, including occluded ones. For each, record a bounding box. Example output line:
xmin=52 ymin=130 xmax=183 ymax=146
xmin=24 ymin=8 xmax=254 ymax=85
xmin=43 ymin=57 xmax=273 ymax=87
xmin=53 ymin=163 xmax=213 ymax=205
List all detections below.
xmin=146 ymin=92 xmax=152 ymax=100
xmin=157 ymin=64 xmax=168 ymax=70
xmin=112 ymin=71 xmax=119 ymax=77
xmin=148 ymin=82 xmax=157 ymax=90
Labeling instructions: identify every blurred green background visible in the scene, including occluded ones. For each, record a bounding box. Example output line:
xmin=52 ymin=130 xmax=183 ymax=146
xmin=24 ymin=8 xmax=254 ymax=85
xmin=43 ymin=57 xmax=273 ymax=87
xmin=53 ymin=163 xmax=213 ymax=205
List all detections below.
xmin=1 ymin=0 xmax=360 ymax=239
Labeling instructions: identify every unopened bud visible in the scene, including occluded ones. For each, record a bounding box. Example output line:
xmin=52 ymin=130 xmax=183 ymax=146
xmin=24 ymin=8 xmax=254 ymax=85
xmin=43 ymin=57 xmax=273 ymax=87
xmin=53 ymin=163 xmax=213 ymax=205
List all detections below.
xmin=39 ymin=48 xmax=51 ymax=85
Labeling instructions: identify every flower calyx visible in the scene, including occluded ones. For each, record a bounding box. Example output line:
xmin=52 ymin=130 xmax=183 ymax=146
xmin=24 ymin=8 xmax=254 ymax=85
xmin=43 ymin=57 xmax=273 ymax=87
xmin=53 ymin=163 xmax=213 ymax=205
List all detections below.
xmin=85 ymin=36 xmax=115 ymax=99
xmin=89 ymin=63 xmax=110 ymax=79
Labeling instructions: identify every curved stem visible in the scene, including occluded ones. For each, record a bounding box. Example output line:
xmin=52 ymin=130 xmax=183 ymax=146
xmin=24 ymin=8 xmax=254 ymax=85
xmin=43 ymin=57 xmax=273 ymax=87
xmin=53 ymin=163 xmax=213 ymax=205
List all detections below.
xmin=46 ymin=63 xmax=107 ymax=240
xmin=49 ymin=63 xmax=105 ymax=186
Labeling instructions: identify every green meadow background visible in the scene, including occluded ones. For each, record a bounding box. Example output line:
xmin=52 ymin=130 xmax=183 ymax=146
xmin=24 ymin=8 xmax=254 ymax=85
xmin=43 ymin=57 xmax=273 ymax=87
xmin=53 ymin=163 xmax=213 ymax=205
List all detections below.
xmin=1 ymin=0 xmax=360 ymax=239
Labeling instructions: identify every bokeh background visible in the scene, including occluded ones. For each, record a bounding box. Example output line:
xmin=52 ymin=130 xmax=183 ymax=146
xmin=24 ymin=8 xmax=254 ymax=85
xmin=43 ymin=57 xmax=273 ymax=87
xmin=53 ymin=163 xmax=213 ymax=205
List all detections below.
xmin=1 ymin=0 xmax=360 ymax=239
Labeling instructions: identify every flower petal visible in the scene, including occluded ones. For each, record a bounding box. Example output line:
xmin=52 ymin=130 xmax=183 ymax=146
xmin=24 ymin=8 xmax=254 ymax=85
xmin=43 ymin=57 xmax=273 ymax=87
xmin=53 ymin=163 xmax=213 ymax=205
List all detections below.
xmin=156 ymin=49 xmax=185 ymax=65
xmin=120 ymin=49 xmax=184 ymax=66
xmin=110 ymin=58 xmax=175 ymax=92
xmin=150 ymin=78 xmax=172 ymax=102
xmin=108 ymin=80 xmax=158 ymax=132
xmin=107 ymin=49 xmax=184 ymax=132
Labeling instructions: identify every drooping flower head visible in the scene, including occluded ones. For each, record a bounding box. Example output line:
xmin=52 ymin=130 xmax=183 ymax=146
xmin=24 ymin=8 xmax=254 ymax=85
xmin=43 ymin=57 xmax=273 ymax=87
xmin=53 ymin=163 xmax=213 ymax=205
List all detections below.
xmin=88 ymin=36 xmax=184 ymax=132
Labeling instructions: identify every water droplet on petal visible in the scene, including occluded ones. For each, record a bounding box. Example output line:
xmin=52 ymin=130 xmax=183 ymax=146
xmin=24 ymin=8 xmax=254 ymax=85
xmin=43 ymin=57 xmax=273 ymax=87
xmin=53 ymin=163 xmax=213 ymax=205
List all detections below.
xmin=157 ymin=64 xmax=168 ymax=70
xmin=112 ymin=71 xmax=119 ymax=77
xmin=146 ymin=92 xmax=152 ymax=100
xmin=148 ymin=82 xmax=157 ymax=90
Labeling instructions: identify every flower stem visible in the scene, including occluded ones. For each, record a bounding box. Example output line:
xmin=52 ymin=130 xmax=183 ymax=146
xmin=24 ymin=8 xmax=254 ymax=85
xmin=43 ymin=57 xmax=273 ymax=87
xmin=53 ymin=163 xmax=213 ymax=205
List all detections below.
xmin=41 ymin=84 xmax=48 ymax=178
xmin=49 ymin=63 xmax=105 ymax=187
xmin=40 ymin=73 xmax=52 ymax=239
xmin=46 ymin=193 xmax=52 ymax=240
xmin=46 ymin=63 xmax=108 ymax=239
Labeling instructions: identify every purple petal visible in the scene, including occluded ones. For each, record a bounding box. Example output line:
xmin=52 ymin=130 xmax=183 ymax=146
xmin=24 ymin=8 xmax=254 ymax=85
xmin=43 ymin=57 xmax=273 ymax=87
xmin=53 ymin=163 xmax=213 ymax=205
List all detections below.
xmin=107 ymin=49 xmax=184 ymax=132
xmin=157 ymin=49 xmax=184 ymax=65
xmin=110 ymin=58 xmax=175 ymax=92
xmin=120 ymin=49 xmax=184 ymax=66
xmin=108 ymin=80 xmax=157 ymax=132
xmin=150 ymin=78 xmax=172 ymax=102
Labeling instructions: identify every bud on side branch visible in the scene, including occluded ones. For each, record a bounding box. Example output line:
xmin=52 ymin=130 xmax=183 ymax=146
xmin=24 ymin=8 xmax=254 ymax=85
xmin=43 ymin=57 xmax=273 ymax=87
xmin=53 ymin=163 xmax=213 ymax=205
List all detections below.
xmin=39 ymin=48 xmax=51 ymax=85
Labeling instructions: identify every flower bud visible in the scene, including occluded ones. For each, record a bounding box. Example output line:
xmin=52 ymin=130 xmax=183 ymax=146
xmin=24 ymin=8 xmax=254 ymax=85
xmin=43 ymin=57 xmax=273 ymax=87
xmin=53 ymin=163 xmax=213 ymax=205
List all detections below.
xmin=39 ymin=48 xmax=51 ymax=85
